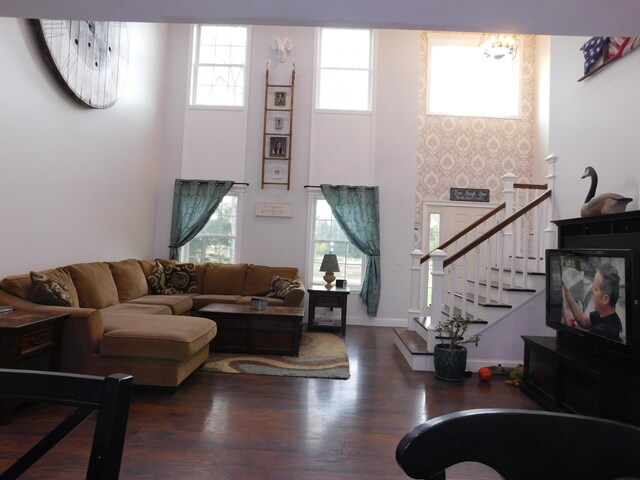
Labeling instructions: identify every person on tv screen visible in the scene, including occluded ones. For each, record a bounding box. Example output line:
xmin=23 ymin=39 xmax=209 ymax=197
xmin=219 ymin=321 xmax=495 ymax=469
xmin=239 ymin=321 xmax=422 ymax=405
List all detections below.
xmin=562 ymin=262 xmax=622 ymax=341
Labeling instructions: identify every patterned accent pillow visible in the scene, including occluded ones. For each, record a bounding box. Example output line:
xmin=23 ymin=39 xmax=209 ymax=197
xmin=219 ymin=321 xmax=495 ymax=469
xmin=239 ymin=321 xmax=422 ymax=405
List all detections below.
xmin=147 ymin=261 xmax=167 ymax=294
xmin=163 ymin=263 xmax=197 ymax=294
xmin=266 ymin=275 xmax=301 ymax=299
xmin=27 ymin=271 xmax=72 ymax=306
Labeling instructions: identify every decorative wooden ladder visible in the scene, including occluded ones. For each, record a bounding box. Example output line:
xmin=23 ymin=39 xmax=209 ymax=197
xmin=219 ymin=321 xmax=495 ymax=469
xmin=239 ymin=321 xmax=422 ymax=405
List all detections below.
xmin=395 ymin=155 xmax=558 ymax=371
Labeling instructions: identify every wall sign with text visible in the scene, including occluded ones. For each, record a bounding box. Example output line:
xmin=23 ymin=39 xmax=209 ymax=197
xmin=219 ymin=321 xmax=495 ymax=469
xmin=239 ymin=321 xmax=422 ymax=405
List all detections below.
xmin=450 ymin=188 xmax=490 ymax=203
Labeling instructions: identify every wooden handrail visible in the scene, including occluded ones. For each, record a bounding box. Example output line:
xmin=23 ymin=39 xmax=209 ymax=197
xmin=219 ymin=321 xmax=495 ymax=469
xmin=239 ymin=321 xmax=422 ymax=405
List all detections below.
xmin=514 ymin=183 xmax=547 ymax=190
xmin=420 ymin=203 xmax=506 ymax=264
xmin=443 ymin=190 xmax=551 ymax=268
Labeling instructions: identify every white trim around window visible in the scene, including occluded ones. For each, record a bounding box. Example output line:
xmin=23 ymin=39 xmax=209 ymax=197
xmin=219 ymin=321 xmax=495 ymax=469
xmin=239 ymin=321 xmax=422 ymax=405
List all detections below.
xmin=426 ymin=32 xmax=522 ymax=119
xmin=315 ymin=27 xmax=374 ymax=113
xmin=189 ymin=24 xmax=251 ymax=110
xmin=180 ymin=185 xmax=245 ymax=264
xmin=305 ymin=191 xmax=365 ymax=289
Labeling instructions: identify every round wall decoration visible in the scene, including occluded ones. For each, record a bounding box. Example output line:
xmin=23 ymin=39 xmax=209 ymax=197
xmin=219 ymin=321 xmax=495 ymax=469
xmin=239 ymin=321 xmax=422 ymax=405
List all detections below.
xmin=32 ymin=20 xmax=129 ymax=109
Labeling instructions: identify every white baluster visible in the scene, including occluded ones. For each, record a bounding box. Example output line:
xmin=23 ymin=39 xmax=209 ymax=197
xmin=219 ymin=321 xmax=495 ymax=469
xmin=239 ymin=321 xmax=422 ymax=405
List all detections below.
xmin=522 ymin=211 xmax=530 ymax=289
xmin=408 ymin=249 xmax=423 ymax=330
xmin=502 ymin=173 xmax=516 ymax=267
xmin=430 ymin=250 xmax=447 ymax=327
xmin=544 ymin=154 xmax=558 ymax=254
xmin=473 ymin=245 xmax=481 ymax=320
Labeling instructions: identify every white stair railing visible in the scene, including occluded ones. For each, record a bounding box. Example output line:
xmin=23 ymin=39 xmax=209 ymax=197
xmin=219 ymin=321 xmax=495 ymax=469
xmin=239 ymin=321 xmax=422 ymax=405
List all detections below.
xmin=409 ymin=156 xmax=558 ymax=327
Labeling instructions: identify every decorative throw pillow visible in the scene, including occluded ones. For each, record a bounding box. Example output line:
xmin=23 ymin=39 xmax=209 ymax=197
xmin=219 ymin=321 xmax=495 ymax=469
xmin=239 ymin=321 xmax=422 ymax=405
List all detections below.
xmin=266 ymin=275 xmax=301 ymax=299
xmin=163 ymin=263 xmax=198 ymax=294
xmin=147 ymin=261 xmax=167 ymax=294
xmin=27 ymin=271 xmax=72 ymax=307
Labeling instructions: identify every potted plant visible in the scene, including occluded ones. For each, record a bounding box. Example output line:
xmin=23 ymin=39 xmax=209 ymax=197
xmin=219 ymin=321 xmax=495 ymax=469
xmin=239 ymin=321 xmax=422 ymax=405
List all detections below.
xmin=432 ymin=315 xmax=481 ymax=382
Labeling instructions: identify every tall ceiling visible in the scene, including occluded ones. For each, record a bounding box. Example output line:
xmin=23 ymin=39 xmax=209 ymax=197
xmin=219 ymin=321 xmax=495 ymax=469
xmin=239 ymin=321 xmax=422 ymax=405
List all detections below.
xmin=1 ymin=0 xmax=639 ymax=36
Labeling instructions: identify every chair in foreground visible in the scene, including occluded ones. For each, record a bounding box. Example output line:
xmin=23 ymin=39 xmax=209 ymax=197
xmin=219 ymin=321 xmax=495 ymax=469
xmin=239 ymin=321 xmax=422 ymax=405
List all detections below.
xmin=396 ymin=408 xmax=640 ymax=480
xmin=0 ymin=369 xmax=133 ymax=480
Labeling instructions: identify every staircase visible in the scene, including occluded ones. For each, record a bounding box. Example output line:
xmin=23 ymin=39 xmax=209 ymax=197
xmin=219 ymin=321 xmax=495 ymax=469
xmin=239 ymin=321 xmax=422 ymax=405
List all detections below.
xmin=395 ymin=156 xmax=558 ymax=371
xmin=394 ymin=265 xmax=547 ymax=371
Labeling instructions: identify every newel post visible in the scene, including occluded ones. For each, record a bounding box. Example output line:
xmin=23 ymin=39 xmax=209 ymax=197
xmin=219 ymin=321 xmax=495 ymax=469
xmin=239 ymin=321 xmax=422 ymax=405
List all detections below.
xmin=408 ymin=249 xmax=424 ymax=330
xmin=429 ymin=249 xmax=447 ymax=328
xmin=544 ymin=154 xmax=558 ymax=253
xmin=502 ymin=173 xmax=516 ymax=224
xmin=502 ymin=173 xmax=516 ymax=263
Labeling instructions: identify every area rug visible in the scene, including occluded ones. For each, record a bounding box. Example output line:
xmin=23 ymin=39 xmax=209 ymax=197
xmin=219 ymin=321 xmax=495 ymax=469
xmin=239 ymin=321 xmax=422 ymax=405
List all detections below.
xmin=200 ymin=331 xmax=350 ymax=379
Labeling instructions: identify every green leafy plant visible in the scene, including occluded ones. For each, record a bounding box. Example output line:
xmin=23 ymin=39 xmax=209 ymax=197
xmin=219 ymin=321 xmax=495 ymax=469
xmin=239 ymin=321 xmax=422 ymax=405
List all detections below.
xmin=434 ymin=314 xmax=481 ymax=351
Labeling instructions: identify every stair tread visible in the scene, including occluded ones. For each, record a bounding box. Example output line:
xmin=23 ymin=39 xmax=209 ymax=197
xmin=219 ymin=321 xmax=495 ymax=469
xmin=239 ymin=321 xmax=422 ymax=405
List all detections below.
xmin=452 ymin=291 xmax=512 ymax=308
xmin=441 ymin=306 xmax=489 ymax=324
xmin=491 ymin=266 xmax=545 ymax=276
xmin=414 ymin=315 xmax=429 ymax=330
xmin=470 ymin=279 xmax=536 ymax=293
xmin=394 ymin=328 xmax=431 ymax=355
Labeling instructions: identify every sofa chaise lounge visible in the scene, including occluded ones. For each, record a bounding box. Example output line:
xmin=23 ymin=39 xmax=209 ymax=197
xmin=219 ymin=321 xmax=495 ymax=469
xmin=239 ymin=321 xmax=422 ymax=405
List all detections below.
xmin=0 ymin=259 xmax=306 ymax=387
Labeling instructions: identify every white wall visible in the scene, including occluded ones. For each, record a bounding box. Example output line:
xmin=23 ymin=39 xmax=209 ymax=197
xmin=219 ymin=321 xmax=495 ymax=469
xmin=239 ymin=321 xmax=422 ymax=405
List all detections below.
xmin=532 ymin=35 xmax=551 ymax=184
xmin=371 ymin=29 xmax=420 ymax=323
xmin=0 ymin=18 xmax=167 ymax=277
xmin=154 ymin=26 xmax=420 ymax=326
xmin=467 ymin=292 xmax=554 ymax=369
xmin=549 ymin=36 xmax=640 ymax=221
xmin=153 ymin=23 xmax=191 ymax=256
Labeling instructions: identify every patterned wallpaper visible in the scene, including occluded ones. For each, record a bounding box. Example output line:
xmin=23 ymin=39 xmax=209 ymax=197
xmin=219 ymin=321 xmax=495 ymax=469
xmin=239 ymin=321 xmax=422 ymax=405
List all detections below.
xmin=414 ymin=32 xmax=536 ymax=247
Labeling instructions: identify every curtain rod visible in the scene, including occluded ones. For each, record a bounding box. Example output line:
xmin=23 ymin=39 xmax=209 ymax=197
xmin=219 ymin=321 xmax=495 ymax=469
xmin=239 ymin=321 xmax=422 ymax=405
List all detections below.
xmin=179 ymin=180 xmax=249 ymax=186
xmin=304 ymin=184 xmax=376 ymax=190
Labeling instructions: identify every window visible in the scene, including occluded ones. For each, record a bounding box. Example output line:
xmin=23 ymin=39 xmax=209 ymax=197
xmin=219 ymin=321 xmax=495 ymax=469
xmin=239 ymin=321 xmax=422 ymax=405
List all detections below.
xmin=181 ymin=194 xmax=239 ymax=264
xmin=427 ymin=33 xmax=521 ymax=118
xmin=311 ymin=197 xmax=364 ymax=288
xmin=316 ymin=28 xmax=373 ymax=111
xmin=191 ymin=25 xmax=248 ymax=107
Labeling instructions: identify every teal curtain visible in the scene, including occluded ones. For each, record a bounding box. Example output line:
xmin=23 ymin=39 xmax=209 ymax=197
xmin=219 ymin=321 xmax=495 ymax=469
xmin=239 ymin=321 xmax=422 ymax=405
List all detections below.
xmin=169 ymin=179 xmax=234 ymax=260
xmin=320 ymin=184 xmax=381 ymax=316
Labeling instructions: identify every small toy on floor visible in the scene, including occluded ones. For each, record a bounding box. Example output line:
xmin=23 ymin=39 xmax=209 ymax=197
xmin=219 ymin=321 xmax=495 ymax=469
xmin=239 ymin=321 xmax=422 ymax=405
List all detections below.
xmin=505 ymin=364 xmax=524 ymax=386
xmin=478 ymin=367 xmax=493 ymax=381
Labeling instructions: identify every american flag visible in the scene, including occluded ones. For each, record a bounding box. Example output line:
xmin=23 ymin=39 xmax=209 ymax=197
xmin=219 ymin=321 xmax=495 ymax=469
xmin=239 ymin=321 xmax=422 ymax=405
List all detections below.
xmin=581 ymin=37 xmax=607 ymax=74
xmin=581 ymin=36 xmax=640 ymax=75
xmin=608 ymin=37 xmax=640 ymax=60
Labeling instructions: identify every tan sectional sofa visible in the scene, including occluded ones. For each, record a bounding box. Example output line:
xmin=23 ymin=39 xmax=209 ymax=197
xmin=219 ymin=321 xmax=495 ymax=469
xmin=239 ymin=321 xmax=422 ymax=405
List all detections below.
xmin=0 ymin=259 xmax=306 ymax=387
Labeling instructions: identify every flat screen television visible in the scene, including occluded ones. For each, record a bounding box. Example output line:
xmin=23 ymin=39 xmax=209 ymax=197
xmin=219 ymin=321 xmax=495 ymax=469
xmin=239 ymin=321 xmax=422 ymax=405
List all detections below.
xmin=546 ymin=248 xmax=637 ymax=359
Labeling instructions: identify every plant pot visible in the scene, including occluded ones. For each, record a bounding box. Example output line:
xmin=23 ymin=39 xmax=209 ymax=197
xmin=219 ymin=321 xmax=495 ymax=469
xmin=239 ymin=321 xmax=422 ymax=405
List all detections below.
xmin=433 ymin=344 xmax=467 ymax=382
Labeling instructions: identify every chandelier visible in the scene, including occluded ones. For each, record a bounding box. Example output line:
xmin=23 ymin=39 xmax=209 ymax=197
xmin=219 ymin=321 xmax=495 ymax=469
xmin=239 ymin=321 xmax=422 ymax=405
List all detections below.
xmin=479 ymin=34 xmax=518 ymax=60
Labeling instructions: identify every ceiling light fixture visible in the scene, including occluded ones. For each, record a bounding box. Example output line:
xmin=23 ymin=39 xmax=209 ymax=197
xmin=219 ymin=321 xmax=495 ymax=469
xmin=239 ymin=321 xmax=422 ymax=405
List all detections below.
xmin=479 ymin=33 xmax=518 ymax=60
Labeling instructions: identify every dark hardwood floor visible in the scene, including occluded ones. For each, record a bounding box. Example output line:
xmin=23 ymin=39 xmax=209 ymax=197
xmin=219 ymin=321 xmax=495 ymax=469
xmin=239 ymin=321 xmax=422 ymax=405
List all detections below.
xmin=0 ymin=326 xmax=540 ymax=479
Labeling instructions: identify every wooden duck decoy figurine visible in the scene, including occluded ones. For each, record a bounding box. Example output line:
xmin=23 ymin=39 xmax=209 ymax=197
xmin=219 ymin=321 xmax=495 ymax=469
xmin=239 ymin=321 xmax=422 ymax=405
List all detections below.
xmin=580 ymin=166 xmax=632 ymax=217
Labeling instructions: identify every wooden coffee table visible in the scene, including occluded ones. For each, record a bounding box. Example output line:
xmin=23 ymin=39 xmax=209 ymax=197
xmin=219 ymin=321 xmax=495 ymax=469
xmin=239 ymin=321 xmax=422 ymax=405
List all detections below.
xmin=198 ymin=303 xmax=305 ymax=356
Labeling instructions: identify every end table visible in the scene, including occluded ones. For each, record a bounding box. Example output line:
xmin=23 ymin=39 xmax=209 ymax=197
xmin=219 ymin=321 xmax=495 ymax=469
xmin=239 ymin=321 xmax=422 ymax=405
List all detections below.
xmin=0 ymin=310 xmax=68 ymax=423
xmin=307 ymin=286 xmax=350 ymax=336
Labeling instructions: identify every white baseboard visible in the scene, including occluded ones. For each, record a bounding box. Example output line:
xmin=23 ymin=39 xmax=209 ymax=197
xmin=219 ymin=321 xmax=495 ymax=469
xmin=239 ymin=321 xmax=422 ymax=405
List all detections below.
xmin=347 ymin=316 xmax=406 ymax=328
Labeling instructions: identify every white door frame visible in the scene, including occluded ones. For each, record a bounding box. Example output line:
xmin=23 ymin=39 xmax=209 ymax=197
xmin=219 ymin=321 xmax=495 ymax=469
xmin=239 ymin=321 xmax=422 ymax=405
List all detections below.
xmin=420 ymin=200 xmax=499 ymax=315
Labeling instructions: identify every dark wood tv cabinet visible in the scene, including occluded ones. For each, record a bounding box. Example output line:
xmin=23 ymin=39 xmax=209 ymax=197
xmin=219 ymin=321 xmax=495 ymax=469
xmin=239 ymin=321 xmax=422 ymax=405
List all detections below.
xmin=522 ymin=335 xmax=640 ymax=426
xmin=525 ymin=211 xmax=640 ymax=425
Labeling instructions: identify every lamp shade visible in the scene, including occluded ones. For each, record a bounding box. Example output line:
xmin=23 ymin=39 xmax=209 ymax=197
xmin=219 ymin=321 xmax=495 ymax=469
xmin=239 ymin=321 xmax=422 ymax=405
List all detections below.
xmin=319 ymin=253 xmax=340 ymax=289
xmin=319 ymin=253 xmax=340 ymax=273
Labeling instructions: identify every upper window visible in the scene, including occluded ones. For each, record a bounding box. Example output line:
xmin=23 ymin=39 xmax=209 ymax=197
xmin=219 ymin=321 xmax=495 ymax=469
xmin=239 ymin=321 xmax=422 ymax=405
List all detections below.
xmin=316 ymin=28 xmax=373 ymax=111
xmin=311 ymin=197 xmax=364 ymax=288
xmin=427 ymin=33 xmax=521 ymax=118
xmin=180 ymin=194 xmax=240 ymax=264
xmin=191 ymin=25 xmax=248 ymax=107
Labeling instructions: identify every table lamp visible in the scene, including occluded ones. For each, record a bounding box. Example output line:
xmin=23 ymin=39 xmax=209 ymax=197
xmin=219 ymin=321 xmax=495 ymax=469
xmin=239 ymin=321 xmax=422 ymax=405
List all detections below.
xmin=319 ymin=253 xmax=340 ymax=289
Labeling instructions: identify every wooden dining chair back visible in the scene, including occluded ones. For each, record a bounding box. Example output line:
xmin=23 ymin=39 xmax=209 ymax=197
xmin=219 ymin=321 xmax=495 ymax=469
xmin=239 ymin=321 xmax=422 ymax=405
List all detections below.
xmin=0 ymin=369 xmax=133 ymax=480
xmin=396 ymin=408 xmax=640 ymax=480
